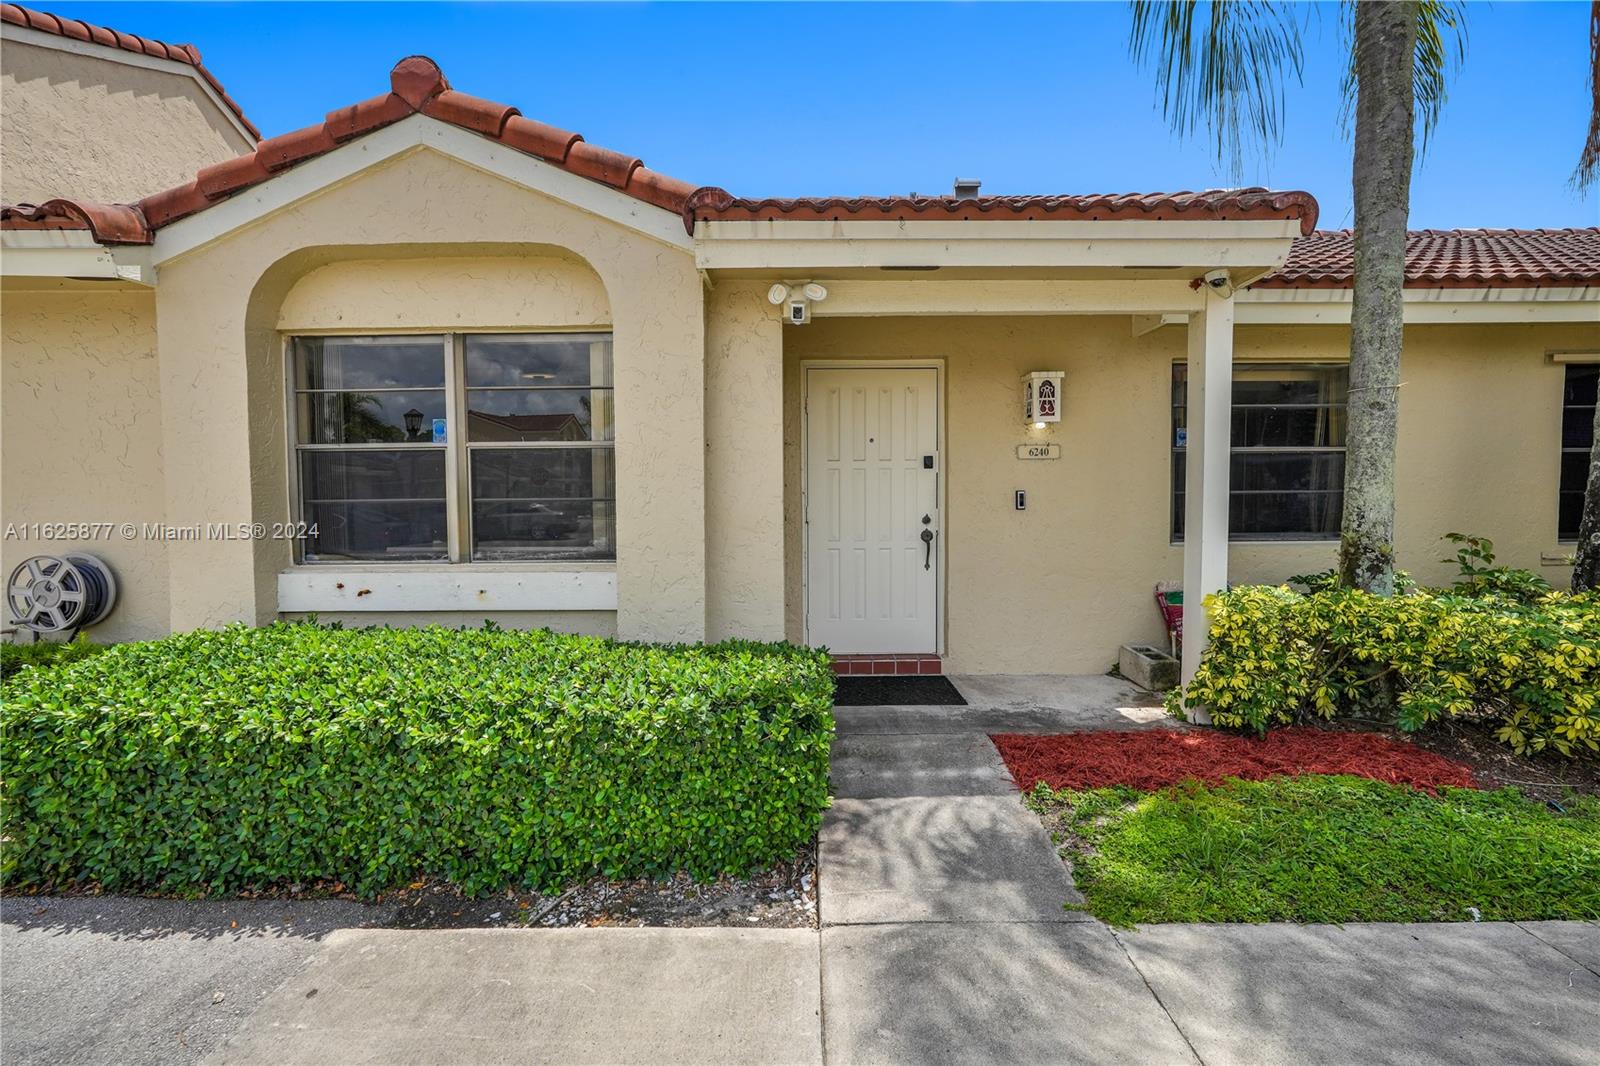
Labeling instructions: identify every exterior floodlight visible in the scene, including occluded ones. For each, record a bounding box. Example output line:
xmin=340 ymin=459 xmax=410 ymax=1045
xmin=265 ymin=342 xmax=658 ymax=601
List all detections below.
xmin=767 ymin=284 xmax=790 ymax=305
xmin=802 ymin=282 xmax=828 ymax=302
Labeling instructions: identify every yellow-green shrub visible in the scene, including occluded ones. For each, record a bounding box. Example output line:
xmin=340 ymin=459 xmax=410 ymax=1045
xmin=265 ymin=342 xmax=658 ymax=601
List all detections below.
xmin=1177 ymin=586 xmax=1600 ymax=756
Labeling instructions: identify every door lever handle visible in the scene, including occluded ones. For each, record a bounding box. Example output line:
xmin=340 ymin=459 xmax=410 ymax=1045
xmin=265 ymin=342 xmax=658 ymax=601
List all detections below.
xmin=920 ymin=527 xmax=934 ymax=570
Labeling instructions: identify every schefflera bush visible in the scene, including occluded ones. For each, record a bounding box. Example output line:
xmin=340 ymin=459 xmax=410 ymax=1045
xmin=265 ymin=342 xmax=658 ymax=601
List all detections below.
xmin=1176 ymin=585 xmax=1600 ymax=756
xmin=2 ymin=622 xmax=836 ymax=897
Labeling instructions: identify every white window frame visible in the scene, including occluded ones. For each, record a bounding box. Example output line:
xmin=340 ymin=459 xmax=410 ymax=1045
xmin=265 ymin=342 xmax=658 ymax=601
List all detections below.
xmin=283 ymin=329 xmax=616 ymax=567
xmin=1171 ymin=360 xmax=1350 ymax=544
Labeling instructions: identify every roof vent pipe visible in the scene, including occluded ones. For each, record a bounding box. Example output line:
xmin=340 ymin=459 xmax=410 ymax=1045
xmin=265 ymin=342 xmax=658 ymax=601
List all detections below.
xmin=953 ymin=178 xmax=981 ymax=199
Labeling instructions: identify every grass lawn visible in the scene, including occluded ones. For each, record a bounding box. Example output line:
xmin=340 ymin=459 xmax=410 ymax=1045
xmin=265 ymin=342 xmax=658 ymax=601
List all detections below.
xmin=1028 ymin=775 xmax=1600 ymax=926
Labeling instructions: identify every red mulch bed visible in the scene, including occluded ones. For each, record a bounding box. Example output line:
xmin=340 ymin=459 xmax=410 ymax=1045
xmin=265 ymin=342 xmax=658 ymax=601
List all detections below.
xmin=991 ymin=727 xmax=1478 ymax=794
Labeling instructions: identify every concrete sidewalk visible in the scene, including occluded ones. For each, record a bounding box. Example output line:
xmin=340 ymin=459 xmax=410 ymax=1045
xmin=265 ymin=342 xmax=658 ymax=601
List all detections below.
xmin=4 ymin=675 xmax=1597 ymax=1065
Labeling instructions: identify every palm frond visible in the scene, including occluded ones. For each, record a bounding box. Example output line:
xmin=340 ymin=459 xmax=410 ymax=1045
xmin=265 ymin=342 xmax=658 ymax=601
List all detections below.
xmin=1340 ymin=0 xmax=1467 ymax=156
xmin=1129 ymin=0 xmax=1307 ymax=180
xmin=1572 ymin=0 xmax=1600 ymax=191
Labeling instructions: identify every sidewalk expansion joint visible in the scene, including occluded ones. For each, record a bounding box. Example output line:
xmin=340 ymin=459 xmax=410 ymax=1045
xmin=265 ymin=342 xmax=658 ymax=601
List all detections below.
xmin=1107 ymin=925 xmax=1208 ymax=1066
xmin=1513 ymin=922 xmax=1600 ymax=980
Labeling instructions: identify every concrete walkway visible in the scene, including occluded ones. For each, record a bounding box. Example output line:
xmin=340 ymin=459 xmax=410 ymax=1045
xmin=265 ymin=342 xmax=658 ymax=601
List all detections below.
xmin=817 ymin=675 xmax=1600 ymax=1065
xmin=4 ymin=675 xmax=1598 ymax=1065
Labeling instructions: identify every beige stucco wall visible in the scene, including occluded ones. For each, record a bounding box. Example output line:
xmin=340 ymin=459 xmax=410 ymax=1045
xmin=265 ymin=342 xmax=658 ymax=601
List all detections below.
xmin=152 ymin=144 xmax=706 ymax=642
xmin=277 ymin=254 xmax=611 ymax=332
xmin=704 ymin=282 xmax=786 ymax=641
xmin=1 ymin=284 xmax=170 ymax=641
xmin=781 ymin=315 xmax=1591 ymax=674
xmin=0 ymin=39 xmax=253 ymax=203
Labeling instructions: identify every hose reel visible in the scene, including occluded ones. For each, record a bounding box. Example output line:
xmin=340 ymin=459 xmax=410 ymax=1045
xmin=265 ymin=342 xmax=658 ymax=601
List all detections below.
xmin=6 ymin=553 xmax=117 ymax=636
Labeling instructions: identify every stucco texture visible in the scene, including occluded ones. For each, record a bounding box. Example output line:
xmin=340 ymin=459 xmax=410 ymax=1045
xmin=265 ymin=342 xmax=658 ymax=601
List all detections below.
xmin=152 ymin=142 xmax=705 ymax=642
xmin=782 ymin=316 xmax=1589 ymax=674
xmin=1 ymin=286 xmax=170 ymax=642
xmin=0 ymin=39 xmax=252 ymax=203
xmin=704 ymin=282 xmax=786 ymax=641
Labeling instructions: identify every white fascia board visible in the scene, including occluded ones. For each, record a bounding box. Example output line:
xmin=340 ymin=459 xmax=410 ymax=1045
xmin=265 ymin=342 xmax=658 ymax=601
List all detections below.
xmin=811 ymin=279 xmax=1203 ymax=317
xmin=1 ymin=24 xmax=258 ymax=145
xmin=151 ymin=116 xmax=694 ymax=266
xmin=277 ymin=566 xmax=617 ymax=613
xmin=0 ymin=229 xmax=153 ymax=283
xmin=1237 ymin=285 xmax=1600 ymax=325
xmin=695 ymin=218 xmax=1301 ymax=272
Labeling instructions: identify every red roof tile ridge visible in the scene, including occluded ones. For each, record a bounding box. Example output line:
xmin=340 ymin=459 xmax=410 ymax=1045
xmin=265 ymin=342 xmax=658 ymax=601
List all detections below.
xmin=688 ymin=186 xmax=1320 ymax=235
xmin=1 ymin=3 xmax=260 ymax=140
xmin=0 ymin=198 xmax=152 ymax=244
xmin=3 ymin=55 xmax=701 ymax=244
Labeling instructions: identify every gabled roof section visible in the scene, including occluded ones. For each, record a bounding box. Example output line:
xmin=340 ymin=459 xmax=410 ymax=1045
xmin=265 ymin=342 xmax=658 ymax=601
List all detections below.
xmin=1256 ymin=228 xmax=1600 ymax=288
xmin=685 ymin=187 xmax=1321 ymax=235
xmin=0 ymin=55 xmax=699 ymax=246
xmin=1 ymin=3 xmax=259 ymax=139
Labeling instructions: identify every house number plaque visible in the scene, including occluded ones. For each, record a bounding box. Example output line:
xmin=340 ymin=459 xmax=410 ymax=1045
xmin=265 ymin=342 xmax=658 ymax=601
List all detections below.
xmin=1016 ymin=444 xmax=1061 ymax=460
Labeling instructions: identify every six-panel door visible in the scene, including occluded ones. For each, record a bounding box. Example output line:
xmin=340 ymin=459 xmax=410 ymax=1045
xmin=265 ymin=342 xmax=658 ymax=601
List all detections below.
xmin=804 ymin=366 xmax=939 ymax=654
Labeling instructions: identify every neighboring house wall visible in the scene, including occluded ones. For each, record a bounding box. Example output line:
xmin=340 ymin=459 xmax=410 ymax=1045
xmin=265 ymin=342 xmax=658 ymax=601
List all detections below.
xmin=0 ymin=285 xmax=171 ymax=641
xmin=148 ymin=146 xmax=706 ymax=643
xmin=783 ymin=315 xmax=1588 ymax=674
xmin=0 ymin=38 xmax=252 ymax=203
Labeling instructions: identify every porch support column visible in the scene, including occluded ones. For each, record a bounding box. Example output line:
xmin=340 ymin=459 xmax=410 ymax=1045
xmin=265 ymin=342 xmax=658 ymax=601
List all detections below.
xmin=1181 ymin=286 xmax=1235 ymax=723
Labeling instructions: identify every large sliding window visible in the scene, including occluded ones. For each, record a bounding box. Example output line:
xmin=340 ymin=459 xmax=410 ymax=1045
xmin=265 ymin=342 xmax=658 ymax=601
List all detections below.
xmin=290 ymin=333 xmax=615 ymax=563
xmin=1172 ymin=363 xmax=1349 ymax=541
xmin=1560 ymin=364 xmax=1598 ymax=541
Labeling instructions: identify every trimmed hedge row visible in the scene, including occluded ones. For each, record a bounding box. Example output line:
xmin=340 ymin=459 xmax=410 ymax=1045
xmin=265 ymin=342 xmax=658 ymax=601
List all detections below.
xmin=2 ymin=622 xmax=836 ymax=897
xmin=1177 ymin=585 xmax=1600 ymax=755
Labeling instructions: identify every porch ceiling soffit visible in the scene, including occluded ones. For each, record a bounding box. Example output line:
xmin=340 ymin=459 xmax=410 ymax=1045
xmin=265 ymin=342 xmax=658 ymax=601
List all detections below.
xmin=147 ymin=116 xmax=695 ymax=268
xmin=807 ymin=278 xmax=1205 ymax=317
xmin=1235 ymin=284 xmax=1600 ymax=325
xmin=693 ymin=218 xmax=1303 ymax=273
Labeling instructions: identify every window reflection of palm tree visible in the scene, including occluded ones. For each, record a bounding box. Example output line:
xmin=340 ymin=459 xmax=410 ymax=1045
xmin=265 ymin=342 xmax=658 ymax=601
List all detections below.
xmin=340 ymin=393 xmax=404 ymax=442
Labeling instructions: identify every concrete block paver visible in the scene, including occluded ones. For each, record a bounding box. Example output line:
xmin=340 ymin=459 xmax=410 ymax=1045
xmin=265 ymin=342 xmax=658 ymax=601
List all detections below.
xmin=1118 ymin=921 xmax=1600 ymax=1066
xmin=206 ymin=927 xmax=822 ymax=1066
xmin=821 ymin=796 xmax=1087 ymax=925
xmin=829 ymin=733 xmax=1015 ymax=799
xmin=820 ymin=922 xmax=1198 ymax=1066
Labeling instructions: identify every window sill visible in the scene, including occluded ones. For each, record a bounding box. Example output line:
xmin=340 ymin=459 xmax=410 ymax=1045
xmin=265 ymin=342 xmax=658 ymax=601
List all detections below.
xmin=277 ymin=566 xmax=617 ymax=613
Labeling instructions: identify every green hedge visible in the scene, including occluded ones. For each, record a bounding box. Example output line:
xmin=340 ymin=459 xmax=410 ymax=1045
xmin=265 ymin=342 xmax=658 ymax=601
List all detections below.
xmin=1177 ymin=585 xmax=1600 ymax=756
xmin=2 ymin=622 xmax=836 ymax=897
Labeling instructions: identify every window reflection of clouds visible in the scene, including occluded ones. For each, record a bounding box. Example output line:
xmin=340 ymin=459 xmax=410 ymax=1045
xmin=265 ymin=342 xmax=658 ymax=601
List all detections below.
xmin=466 ymin=337 xmax=603 ymax=387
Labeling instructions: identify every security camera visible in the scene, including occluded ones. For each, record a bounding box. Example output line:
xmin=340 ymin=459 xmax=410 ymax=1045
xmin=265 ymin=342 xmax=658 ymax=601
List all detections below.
xmin=787 ymin=298 xmax=811 ymax=325
xmin=1202 ymin=269 xmax=1231 ymax=289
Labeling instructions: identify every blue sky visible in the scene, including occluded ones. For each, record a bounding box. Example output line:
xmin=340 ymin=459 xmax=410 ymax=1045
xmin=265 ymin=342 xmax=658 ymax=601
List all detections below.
xmin=41 ymin=1 xmax=1600 ymax=229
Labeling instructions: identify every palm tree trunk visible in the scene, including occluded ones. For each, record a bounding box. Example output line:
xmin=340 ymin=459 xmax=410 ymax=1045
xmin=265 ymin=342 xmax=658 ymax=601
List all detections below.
xmin=1339 ymin=1 xmax=1417 ymax=595
xmin=1572 ymin=397 xmax=1600 ymax=591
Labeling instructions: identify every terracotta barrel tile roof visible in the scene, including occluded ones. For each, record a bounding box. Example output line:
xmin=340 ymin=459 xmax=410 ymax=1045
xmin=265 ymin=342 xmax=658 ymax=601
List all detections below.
xmin=0 ymin=55 xmax=700 ymax=245
xmin=1 ymin=3 xmax=260 ymax=139
xmin=683 ymin=187 xmax=1321 ymax=235
xmin=1256 ymin=228 xmax=1600 ymax=288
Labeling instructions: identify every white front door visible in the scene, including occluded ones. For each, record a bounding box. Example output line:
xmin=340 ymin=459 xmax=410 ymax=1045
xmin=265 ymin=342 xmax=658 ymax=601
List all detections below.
xmin=804 ymin=366 xmax=940 ymax=654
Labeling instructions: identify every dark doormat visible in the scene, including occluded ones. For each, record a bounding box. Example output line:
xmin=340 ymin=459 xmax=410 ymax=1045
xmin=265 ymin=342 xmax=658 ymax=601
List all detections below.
xmin=833 ymin=675 xmax=967 ymax=706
